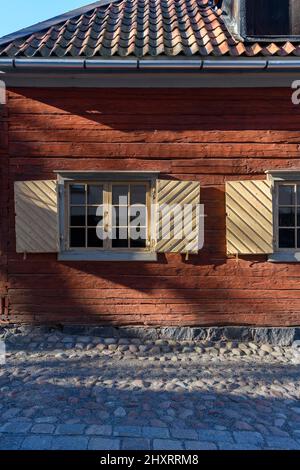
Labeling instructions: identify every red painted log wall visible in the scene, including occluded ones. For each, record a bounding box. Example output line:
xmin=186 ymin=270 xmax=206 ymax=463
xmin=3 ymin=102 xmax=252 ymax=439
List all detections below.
xmin=0 ymin=99 xmax=8 ymax=322
xmin=3 ymin=87 xmax=300 ymax=326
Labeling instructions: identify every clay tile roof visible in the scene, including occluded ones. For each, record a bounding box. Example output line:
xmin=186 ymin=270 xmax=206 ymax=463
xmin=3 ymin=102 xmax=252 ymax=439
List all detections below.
xmin=1 ymin=0 xmax=300 ymax=59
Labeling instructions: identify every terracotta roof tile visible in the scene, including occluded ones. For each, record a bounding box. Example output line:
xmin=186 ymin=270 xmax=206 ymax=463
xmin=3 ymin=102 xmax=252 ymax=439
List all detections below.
xmin=1 ymin=0 xmax=300 ymax=59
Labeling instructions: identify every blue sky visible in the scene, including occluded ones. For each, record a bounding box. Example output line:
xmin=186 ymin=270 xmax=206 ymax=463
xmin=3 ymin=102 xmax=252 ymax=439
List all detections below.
xmin=0 ymin=1 xmax=90 ymax=38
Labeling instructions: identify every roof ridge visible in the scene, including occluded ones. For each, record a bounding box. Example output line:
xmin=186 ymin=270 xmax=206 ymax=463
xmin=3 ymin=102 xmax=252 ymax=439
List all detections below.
xmin=0 ymin=0 xmax=121 ymax=46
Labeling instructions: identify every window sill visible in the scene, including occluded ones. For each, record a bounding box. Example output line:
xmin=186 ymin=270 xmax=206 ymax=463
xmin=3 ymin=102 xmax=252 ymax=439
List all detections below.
xmin=58 ymin=250 xmax=158 ymax=262
xmin=268 ymin=252 xmax=300 ymax=263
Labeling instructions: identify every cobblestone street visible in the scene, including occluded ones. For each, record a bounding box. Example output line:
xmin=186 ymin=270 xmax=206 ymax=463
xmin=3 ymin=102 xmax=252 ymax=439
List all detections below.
xmin=1 ymin=329 xmax=300 ymax=450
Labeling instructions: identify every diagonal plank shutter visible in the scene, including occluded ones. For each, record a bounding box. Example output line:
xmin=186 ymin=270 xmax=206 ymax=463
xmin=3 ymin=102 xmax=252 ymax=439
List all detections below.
xmin=226 ymin=180 xmax=273 ymax=255
xmin=14 ymin=180 xmax=58 ymax=253
xmin=156 ymin=180 xmax=200 ymax=253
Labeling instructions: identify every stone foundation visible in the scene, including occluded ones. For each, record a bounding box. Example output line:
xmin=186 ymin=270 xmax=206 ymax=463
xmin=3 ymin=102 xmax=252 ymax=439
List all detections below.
xmin=1 ymin=325 xmax=299 ymax=347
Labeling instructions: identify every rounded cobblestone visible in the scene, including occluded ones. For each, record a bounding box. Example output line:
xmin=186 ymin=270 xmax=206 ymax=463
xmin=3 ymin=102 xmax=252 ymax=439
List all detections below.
xmin=0 ymin=329 xmax=300 ymax=450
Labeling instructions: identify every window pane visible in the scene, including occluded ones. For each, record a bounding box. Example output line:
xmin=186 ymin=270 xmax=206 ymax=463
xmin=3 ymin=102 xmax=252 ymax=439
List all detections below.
xmin=70 ymin=207 xmax=85 ymax=226
xmin=130 ymin=205 xmax=147 ymax=226
xmin=88 ymin=206 xmax=103 ymax=226
xmin=87 ymin=228 xmax=103 ymax=248
xmin=278 ymin=185 xmax=295 ymax=205
xmin=279 ymin=229 xmax=295 ymax=248
xmin=112 ymin=206 xmax=128 ymax=227
xmin=70 ymin=184 xmax=85 ymax=205
xmin=298 ymin=208 xmax=300 ymax=227
xmin=112 ymin=227 xmax=128 ymax=248
xmin=297 ymin=186 xmax=300 ymax=206
xmin=131 ymin=185 xmax=147 ymax=205
xmin=70 ymin=228 xmax=85 ymax=247
xmin=112 ymin=185 xmax=128 ymax=205
xmin=112 ymin=239 xmax=129 ymax=248
xmin=246 ymin=0 xmax=290 ymax=36
xmin=278 ymin=207 xmax=295 ymax=227
xmin=88 ymin=185 xmax=103 ymax=205
xmin=130 ymin=227 xmax=147 ymax=248
xmin=298 ymin=229 xmax=300 ymax=249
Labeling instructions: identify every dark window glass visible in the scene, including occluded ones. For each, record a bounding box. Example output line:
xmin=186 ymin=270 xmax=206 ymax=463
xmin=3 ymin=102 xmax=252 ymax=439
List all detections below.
xmin=130 ymin=227 xmax=147 ymax=248
xmin=87 ymin=228 xmax=103 ymax=248
xmin=297 ymin=186 xmax=300 ymax=206
xmin=88 ymin=206 xmax=103 ymax=226
xmin=297 ymin=229 xmax=300 ymax=248
xmin=70 ymin=184 xmax=85 ymax=205
xmin=112 ymin=227 xmax=128 ymax=248
xmin=279 ymin=229 xmax=295 ymax=248
xmin=246 ymin=0 xmax=300 ymax=36
xmin=112 ymin=185 xmax=128 ymax=205
xmin=130 ymin=205 xmax=147 ymax=226
xmin=88 ymin=185 xmax=103 ymax=205
xmin=70 ymin=207 xmax=85 ymax=226
xmin=131 ymin=185 xmax=147 ymax=205
xmin=279 ymin=185 xmax=295 ymax=205
xmin=130 ymin=238 xmax=147 ymax=249
xmin=70 ymin=228 xmax=85 ymax=247
xmin=278 ymin=207 xmax=295 ymax=227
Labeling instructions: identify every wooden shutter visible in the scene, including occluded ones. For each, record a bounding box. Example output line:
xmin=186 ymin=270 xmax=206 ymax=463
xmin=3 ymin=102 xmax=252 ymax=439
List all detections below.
xmin=226 ymin=180 xmax=274 ymax=255
xmin=14 ymin=180 xmax=58 ymax=253
xmin=155 ymin=180 xmax=200 ymax=253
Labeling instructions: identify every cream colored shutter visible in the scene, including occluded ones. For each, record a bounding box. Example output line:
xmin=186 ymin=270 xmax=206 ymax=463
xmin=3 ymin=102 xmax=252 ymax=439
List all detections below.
xmin=14 ymin=180 xmax=58 ymax=253
xmin=226 ymin=180 xmax=273 ymax=255
xmin=155 ymin=180 xmax=200 ymax=253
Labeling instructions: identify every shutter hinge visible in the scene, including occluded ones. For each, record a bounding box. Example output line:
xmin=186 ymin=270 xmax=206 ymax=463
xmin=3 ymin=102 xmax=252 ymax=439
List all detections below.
xmin=152 ymin=187 xmax=156 ymax=201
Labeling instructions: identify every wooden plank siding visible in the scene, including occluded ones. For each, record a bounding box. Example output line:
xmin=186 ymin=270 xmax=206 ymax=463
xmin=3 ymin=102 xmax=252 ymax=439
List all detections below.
xmin=4 ymin=87 xmax=300 ymax=326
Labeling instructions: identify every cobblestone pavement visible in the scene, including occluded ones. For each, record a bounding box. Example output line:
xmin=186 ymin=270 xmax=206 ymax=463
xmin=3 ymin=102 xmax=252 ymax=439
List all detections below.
xmin=1 ymin=329 xmax=300 ymax=450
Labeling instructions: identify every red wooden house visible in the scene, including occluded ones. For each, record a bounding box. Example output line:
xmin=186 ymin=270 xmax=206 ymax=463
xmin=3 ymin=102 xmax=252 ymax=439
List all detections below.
xmin=1 ymin=0 xmax=300 ymax=328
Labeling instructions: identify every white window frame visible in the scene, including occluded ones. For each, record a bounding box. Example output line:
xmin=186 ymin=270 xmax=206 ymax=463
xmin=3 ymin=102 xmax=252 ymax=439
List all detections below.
xmin=267 ymin=170 xmax=300 ymax=263
xmin=56 ymin=171 xmax=159 ymax=261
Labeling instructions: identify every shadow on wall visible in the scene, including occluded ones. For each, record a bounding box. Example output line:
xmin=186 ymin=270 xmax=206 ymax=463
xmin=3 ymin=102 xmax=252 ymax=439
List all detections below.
xmin=6 ymin=87 xmax=300 ymax=326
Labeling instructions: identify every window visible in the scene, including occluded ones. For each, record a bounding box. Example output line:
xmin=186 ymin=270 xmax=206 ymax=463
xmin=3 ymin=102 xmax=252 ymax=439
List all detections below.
xmin=276 ymin=183 xmax=300 ymax=250
xmin=67 ymin=181 xmax=151 ymax=251
xmin=14 ymin=173 xmax=201 ymax=260
xmin=264 ymin=171 xmax=300 ymax=263
xmin=245 ymin=0 xmax=300 ymax=38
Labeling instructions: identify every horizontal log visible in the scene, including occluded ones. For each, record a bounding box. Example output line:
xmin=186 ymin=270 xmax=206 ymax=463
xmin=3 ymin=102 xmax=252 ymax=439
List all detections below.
xmin=10 ymin=129 xmax=300 ymax=144
xmin=8 ymin=258 xmax=300 ymax=276
xmin=8 ymin=274 xmax=300 ymax=290
xmin=8 ymin=88 xmax=294 ymax=101
xmin=9 ymin=142 xmax=300 ymax=158
xmin=9 ymin=113 xmax=300 ymax=131
xmin=9 ymin=288 xmax=300 ymax=304
xmin=7 ymin=93 xmax=300 ymax=116
xmin=5 ymin=313 xmax=298 ymax=327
